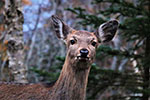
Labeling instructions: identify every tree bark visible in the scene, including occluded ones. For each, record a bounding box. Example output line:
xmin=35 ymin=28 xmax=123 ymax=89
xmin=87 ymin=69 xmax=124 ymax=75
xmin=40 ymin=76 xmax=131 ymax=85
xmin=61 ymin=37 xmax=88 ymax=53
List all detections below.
xmin=142 ymin=2 xmax=150 ymax=100
xmin=3 ymin=0 xmax=27 ymax=83
xmin=142 ymin=36 xmax=150 ymax=100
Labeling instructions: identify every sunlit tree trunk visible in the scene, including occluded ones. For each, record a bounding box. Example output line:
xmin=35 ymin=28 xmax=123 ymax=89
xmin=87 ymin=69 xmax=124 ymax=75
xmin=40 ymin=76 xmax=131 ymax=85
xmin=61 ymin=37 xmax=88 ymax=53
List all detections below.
xmin=2 ymin=0 xmax=28 ymax=83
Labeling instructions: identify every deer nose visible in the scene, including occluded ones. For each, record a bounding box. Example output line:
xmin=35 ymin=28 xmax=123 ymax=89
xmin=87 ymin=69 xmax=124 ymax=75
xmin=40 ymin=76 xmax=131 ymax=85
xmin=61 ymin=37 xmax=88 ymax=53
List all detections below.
xmin=80 ymin=49 xmax=89 ymax=57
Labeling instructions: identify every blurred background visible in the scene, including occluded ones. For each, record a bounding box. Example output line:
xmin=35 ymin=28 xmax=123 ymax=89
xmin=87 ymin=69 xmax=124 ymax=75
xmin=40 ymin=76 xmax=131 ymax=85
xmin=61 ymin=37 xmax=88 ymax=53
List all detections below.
xmin=0 ymin=0 xmax=149 ymax=100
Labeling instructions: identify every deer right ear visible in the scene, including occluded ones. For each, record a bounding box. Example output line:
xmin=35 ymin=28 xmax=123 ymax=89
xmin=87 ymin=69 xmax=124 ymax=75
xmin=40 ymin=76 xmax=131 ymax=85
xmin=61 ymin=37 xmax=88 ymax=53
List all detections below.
xmin=51 ymin=15 xmax=72 ymax=41
xmin=94 ymin=20 xmax=119 ymax=43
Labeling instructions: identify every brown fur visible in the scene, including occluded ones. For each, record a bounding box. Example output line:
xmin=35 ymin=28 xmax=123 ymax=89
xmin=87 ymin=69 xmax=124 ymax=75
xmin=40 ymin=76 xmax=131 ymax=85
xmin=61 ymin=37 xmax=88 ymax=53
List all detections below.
xmin=0 ymin=83 xmax=51 ymax=100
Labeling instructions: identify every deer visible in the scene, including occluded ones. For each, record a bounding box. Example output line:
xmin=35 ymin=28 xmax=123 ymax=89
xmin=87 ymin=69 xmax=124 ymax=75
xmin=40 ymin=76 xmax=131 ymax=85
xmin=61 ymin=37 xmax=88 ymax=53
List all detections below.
xmin=0 ymin=15 xmax=118 ymax=100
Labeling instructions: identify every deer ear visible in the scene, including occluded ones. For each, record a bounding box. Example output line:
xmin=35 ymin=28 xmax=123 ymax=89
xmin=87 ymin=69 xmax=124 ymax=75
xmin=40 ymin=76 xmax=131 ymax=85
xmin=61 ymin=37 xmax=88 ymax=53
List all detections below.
xmin=95 ymin=20 xmax=119 ymax=43
xmin=51 ymin=15 xmax=72 ymax=41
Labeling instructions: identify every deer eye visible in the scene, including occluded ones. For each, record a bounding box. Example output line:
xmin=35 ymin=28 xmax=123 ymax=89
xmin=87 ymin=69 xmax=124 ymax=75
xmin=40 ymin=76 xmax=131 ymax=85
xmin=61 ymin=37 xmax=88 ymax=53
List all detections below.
xmin=70 ymin=40 xmax=76 ymax=45
xmin=91 ymin=41 xmax=97 ymax=47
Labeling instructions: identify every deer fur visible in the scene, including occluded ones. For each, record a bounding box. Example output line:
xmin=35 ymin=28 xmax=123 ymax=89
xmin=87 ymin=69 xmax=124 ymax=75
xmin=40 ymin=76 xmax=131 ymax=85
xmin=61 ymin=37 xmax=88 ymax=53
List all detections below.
xmin=0 ymin=15 xmax=118 ymax=100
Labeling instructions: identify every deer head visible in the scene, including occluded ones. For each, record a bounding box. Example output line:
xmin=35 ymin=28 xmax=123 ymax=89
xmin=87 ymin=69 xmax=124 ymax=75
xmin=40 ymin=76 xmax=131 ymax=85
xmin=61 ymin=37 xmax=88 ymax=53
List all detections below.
xmin=51 ymin=15 xmax=118 ymax=70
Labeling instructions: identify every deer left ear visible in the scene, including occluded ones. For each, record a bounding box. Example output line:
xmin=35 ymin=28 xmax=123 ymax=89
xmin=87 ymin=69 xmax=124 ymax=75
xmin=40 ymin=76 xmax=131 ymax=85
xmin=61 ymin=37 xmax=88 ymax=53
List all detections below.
xmin=94 ymin=20 xmax=119 ymax=43
xmin=51 ymin=15 xmax=73 ymax=41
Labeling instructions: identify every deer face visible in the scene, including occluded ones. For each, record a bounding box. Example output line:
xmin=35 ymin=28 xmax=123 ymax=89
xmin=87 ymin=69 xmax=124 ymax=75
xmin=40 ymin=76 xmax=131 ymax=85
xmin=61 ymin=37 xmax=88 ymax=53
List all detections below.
xmin=66 ymin=30 xmax=98 ymax=65
xmin=51 ymin=15 xmax=118 ymax=68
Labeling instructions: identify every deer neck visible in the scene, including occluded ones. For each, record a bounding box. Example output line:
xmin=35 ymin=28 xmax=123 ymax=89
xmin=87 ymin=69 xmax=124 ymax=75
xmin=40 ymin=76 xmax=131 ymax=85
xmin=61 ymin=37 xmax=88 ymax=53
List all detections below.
xmin=50 ymin=56 xmax=91 ymax=100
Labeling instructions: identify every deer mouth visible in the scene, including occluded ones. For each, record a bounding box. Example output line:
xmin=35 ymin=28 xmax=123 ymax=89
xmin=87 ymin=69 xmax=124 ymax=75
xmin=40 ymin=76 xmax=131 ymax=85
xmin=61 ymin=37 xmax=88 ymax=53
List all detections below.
xmin=76 ymin=56 xmax=89 ymax=61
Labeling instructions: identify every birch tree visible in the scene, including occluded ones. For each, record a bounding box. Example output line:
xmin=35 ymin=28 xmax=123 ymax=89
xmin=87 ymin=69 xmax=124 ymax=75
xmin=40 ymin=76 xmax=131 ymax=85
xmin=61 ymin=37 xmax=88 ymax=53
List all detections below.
xmin=0 ymin=0 xmax=27 ymax=83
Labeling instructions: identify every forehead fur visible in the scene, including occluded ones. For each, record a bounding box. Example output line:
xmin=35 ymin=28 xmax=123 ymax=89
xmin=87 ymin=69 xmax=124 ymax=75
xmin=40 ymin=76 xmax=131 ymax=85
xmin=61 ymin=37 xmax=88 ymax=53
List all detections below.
xmin=73 ymin=30 xmax=92 ymax=36
xmin=68 ymin=30 xmax=97 ymax=40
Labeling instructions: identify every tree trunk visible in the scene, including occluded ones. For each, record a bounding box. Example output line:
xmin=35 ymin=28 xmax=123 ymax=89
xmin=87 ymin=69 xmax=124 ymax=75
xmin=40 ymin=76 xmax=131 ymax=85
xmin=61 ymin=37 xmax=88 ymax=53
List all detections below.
xmin=3 ymin=0 xmax=27 ymax=83
xmin=142 ymin=36 xmax=150 ymax=100
xmin=142 ymin=2 xmax=150 ymax=99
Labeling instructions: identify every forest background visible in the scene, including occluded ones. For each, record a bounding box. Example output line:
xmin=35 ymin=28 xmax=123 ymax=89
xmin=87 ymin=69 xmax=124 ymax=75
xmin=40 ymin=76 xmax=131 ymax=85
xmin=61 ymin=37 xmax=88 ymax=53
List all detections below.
xmin=0 ymin=0 xmax=149 ymax=100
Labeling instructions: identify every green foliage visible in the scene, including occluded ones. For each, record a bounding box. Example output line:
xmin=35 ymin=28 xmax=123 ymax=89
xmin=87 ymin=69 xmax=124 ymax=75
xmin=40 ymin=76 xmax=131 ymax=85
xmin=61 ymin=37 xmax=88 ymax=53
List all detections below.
xmin=66 ymin=7 xmax=105 ymax=28
xmin=30 ymin=67 xmax=59 ymax=81
xmin=30 ymin=56 xmax=64 ymax=82
xmin=87 ymin=64 xmax=145 ymax=100
xmin=97 ymin=45 xmax=143 ymax=59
